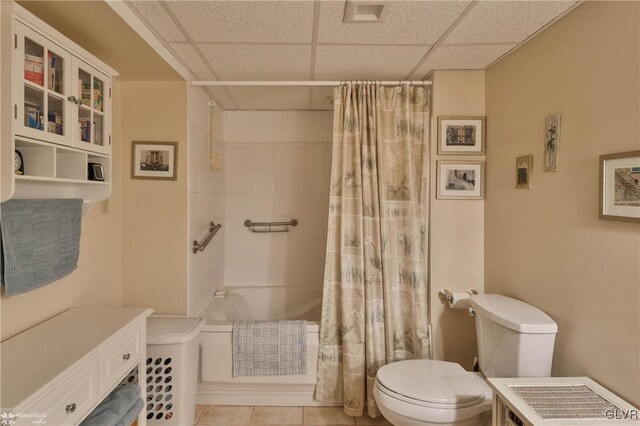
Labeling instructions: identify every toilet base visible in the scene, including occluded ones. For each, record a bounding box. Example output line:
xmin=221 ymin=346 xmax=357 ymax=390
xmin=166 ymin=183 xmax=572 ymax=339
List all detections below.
xmin=378 ymin=406 xmax=491 ymax=426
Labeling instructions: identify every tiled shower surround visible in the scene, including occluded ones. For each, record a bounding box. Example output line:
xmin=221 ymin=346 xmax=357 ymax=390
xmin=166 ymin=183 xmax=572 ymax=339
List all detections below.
xmin=223 ymin=111 xmax=333 ymax=288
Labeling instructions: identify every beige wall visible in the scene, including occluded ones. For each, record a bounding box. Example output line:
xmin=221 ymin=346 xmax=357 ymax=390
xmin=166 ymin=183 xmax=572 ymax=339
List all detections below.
xmin=120 ymin=81 xmax=189 ymax=314
xmin=2 ymin=82 xmax=198 ymax=338
xmin=0 ymin=81 xmax=124 ymax=341
xmin=429 ymin=71 xmax=485 ymax=370
xmin=485 ymin=1 xmax=640 ymax=405
xmin=0 ymin=5 xmax=192 ymax=340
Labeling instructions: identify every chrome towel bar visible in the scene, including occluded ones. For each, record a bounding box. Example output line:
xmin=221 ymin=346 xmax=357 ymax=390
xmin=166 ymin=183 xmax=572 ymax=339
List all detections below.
xmin=192 ymin=222 xmax=222 ymax=254
xmin=244 ymin=219 xmax=298 ymax=233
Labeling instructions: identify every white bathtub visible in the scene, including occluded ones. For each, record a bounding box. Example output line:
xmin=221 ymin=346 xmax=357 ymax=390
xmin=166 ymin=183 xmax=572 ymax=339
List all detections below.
xmin=197 ymin=286 xmax=333 ymax=406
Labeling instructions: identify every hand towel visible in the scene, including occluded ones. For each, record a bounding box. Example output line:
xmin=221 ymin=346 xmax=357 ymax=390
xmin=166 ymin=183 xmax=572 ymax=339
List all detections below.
xmin=0 ymin=199 xmax=82 ymax=296
xmin=80 ymin=384 xmax=140 ymax=426
xmin=232 ymin=320 xmax=307 ymax=377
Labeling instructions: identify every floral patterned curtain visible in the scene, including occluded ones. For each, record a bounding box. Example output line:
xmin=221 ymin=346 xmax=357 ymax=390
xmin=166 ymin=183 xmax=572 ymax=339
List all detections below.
xmin=315 ymin=82 xmax=431 ymax=418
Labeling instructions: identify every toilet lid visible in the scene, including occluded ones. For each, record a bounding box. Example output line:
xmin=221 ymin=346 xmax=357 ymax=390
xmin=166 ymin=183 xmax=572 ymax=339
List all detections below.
xmin=376 ymin=360 xmax=488 ymax=406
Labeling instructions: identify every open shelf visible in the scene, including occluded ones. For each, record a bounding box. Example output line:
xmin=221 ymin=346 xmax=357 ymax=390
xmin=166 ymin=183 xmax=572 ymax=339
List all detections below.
xmin=15 ymin=139 xmax=54 ymax=178
xmin=56 ymin=150 xmax=86 ymax=180
xmin=13 ymin=172 xmax=110 ymax=202
xmin=15 ymin=136 xmax=111 ymax=184
xmin=15 ymin=175 xmax=108 ymax=185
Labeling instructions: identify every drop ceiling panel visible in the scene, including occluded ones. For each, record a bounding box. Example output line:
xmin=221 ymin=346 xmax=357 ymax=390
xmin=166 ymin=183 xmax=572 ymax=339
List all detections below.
xmin=443 ymin=1 xmax=577 ymax=45
xmin=414 ymin=44 xmax=516 ymax=77
xmin=317 ymin=1 xmax=471 ymax=45
xmin=199 ymin=44 xmax=312 ymax=80
xmin=129 ymin=1 xmax=186 ymax=42
xmin=228 ymin=87 xmax=311 ymax=110
xmin=315 ymin=45 xmax=429 ymax=80
xmin=122 ymin=0 xmax=582 ymax=110
xmin=165 ymin=1 xmax=315 ymax=43
xmin=170 ymin=43 xmax=210 ymax=74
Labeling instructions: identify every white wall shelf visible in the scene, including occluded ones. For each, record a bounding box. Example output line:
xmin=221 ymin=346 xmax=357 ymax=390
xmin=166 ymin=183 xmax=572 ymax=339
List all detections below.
xmin=16 ymin=176 xmax=109 ymax=185
xmin=1 ymin=1 xmax=117 ymax=204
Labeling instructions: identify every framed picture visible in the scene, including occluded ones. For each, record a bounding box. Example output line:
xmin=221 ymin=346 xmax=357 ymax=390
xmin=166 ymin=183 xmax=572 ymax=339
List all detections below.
xmin=436 ymin=161 xmax=485 ymax=200
xmin=516 ymin=155 xmax=533 ymax=189
xmin=131 ymin=141 xmax=178 ymax=180
xmin=599 ymin=151 xmax=640 ymax=222
xmin=544 ymin=114 xmax=561 ymax=172
xmin=437 ymin=116 xmax=485 ymax=155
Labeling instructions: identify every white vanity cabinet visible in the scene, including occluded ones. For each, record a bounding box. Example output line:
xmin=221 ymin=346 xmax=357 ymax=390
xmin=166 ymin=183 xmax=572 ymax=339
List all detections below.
xmin=0 ymin=308 xmax=153 ymax=426
xmin=0 ymin=1 xmax=116 ymax=204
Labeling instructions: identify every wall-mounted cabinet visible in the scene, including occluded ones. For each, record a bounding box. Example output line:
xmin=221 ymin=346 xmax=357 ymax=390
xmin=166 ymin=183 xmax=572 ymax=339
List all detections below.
xmin=1 ymin=2 xmax=117 ymax=204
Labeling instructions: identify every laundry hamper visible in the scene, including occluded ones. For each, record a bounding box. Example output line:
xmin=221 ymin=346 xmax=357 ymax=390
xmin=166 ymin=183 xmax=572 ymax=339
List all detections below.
xmin=145 ymin=316 xmax=204 ymax=425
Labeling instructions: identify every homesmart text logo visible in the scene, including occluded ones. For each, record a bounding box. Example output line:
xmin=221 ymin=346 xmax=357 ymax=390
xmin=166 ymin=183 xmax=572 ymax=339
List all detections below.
xmin=1 ymin=411 xmax=47 ymax=425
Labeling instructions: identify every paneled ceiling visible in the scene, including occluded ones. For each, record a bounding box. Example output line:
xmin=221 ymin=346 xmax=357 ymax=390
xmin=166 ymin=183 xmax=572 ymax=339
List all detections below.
xmin=126 ymin=0 xmax=579 ymax=111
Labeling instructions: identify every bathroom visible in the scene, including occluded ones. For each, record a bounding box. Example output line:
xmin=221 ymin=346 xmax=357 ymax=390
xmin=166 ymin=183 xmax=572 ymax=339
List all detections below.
xmin=0 ymin=1 xmax=639 ymax=425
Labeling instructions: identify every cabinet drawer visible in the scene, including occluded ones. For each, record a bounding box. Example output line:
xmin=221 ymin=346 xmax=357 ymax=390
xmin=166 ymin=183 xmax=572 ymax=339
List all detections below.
xmin=21 ymin=357 xmax=99 ymax=426
xmin=100 ymin=325 xmax=141 ymax=393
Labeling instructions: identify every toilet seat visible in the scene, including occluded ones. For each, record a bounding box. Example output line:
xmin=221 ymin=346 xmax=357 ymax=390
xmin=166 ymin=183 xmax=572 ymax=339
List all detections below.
xmin=374 ymin=360 xmax=492 ymax=425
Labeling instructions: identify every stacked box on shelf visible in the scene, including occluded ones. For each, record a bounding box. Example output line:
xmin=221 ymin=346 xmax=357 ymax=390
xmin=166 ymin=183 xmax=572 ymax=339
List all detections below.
xmin=79 ymin=120 xmax=91 ymax=142
xmin=48 ymin=52 xmax=57 ymax=91
xmin=47 ymin=112 xmax=63 ymax=135
xmin=25 ymin=103 xmax=44 ymax=130
xmin=24 ymin=53 xmax=43 ymax=85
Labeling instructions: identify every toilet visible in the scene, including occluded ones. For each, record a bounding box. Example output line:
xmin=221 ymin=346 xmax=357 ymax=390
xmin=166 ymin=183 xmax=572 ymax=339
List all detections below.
xmin=374 ymin=294 xmax=558 ymax=426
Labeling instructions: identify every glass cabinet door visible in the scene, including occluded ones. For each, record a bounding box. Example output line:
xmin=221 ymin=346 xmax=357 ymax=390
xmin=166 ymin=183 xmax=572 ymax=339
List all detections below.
xmin=72 ymin=58 xmax=110 ymax=155
xmin=15 ymin=22 xmax=72 ymax=146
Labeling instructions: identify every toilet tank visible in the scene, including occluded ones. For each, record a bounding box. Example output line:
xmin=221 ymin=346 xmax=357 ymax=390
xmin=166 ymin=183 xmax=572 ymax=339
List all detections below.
xmin=471 ymin=294 xmax=558 ymax=378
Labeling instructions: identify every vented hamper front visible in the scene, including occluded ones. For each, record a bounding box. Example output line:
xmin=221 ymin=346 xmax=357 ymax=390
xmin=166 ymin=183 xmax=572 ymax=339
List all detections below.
xmin=146 ymin=316 xmax=204 ymax=425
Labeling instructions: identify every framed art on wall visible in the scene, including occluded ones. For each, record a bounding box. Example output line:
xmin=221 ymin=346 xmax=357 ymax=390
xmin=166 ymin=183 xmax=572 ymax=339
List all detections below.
xmin=516 ymin=155 xmax=533 ymax=189
xmin=544 ymin=114 xmax=561 ymax=172
xmin=437 ymin=116 xmax=485 ymax=155
xmin=436 ymin=161 xmax=485 ymax=200
xmin=599 ymin=150 xmax=640 ymax=222
xmin=131 ymin=141 xmax=178 ymax=180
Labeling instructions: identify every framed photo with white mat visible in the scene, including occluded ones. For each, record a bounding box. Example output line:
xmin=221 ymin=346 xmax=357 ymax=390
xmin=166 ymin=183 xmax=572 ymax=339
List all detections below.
xmin=599 ymin=150 xmax=640 ymax=222
xmin=436 ymin=161 xmax=485 ymax=200
xmin=437 ymin=116 xmax=485 ymax=155
xmin=131 ymin=141 xmax=178 ymax=180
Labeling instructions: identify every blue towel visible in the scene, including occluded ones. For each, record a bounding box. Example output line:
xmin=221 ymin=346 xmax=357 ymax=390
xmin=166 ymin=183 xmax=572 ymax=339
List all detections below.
xmin=115 ymin=398 xmax=143 ymax=426
xmin=0 ymin=199 xmax=82 ymax=296
xmin=80 ymin=384 xmax=140 ymax=426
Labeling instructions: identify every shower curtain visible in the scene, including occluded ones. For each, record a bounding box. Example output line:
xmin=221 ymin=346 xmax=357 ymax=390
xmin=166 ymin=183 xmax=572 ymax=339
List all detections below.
xmin=316 ymin=82 xmax=430 ymax=418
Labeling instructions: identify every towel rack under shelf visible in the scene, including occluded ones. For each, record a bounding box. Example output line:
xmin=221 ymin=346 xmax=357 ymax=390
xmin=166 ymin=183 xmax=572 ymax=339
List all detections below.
xmin=244 ymin=219 xmax=298 ymax=233
xmin=192 ymin=222 xmax=222 ymax=254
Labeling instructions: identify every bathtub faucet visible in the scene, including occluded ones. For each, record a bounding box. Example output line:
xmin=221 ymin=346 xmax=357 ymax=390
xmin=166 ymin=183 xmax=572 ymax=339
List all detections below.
xmin=213 ymin=289 xmax=228 ymax=299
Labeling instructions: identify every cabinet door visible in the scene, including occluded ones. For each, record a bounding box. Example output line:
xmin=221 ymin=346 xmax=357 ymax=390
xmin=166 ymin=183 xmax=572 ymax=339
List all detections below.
xmin=71 ymin=58 xmax=111 ymax=155
xmin=14 ymin=22 xmax=72 ymax=146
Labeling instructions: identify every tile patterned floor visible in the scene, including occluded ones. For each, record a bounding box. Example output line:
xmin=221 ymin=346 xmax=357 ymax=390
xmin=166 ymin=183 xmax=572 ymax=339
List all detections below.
xmin=194 ymin=405 xmax=392 ymax=425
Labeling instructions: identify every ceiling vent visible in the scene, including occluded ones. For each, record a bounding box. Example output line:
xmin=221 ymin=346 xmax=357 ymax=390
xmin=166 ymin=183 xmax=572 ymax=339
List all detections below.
xmin=343 ymin=1 xmax=388 ymax=23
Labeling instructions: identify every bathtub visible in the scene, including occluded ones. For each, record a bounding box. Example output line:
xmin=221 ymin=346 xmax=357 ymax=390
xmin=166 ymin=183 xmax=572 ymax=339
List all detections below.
xmin=197 ymin=286 xmax=334 ymax=406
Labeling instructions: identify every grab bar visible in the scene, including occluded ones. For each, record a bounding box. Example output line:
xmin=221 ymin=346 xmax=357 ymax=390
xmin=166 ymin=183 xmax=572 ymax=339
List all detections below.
xmin=192 ymin=222 xmax=222 ymax=254
xmin=244 ymin=219 xmax=298 ymax=233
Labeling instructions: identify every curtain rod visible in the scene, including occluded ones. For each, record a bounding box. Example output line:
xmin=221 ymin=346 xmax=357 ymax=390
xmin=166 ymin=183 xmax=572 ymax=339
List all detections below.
xmin=191 ymin=80 xmax=431 ymax=87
